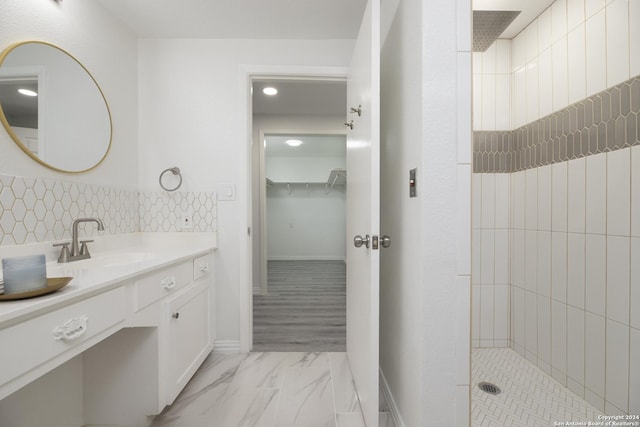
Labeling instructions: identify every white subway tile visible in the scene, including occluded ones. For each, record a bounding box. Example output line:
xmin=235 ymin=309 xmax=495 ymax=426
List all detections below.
xmin=525 ymin=169 xmax=538 ymax=230
xmin=512 ymin=171 xmax=526 ymax=229
xmin=526 ymin=20 xmax=539 ymax=63
xmin=481 ymin=174 xmax=495 ymax=228
xmin=568 ymin=376 xmax=585 ymax=398
xmin=513 ymin=67 xmax=527 ymax=128
xmin=604 ymin=401 xmax=626 ymax=415
xmin=472 ymin=284 xmax=480 ymax=340
xmin=585 ymin=312 xmax=606 ymax=398
xmin=567 ymin=305 xmax=585 ymax=384
xmin=525 ymin=290 xmax=538 ymax=356
xmin=472 ymin=229 xmax=481 ymax=281
xmin=631 ymin=0 xmax=640 ymax=78
xmin=552 ymin=0 xmax=568 ymax=43
xmin=584 ymin=388 xmax=606 ymax=413
xmin=525 ymin=230 xmax=539 ymax=292
xmin=512 ymin=31 xmax=526 ymax=72
xmin=607 ymin=148 xmax=631 ymax=237
xmin=567 ymin=0 xmax=585 ymax=31
xmin=551 ymin=300 xmax=568 ymax=375
xmin=495 ymin=229 xmax=510 ymax=284
xmin=456 ymin=276 xmax=470 ymax=385
xmin=552 ymin=38 xmax=569 ymax=112
xmin=495 ymin=174 xmax=510 ymax=229
xmin=538 ymin=8 xmax=553 ymax=53
xmin=606 ymin=0 xmax=630 ymax=87
xmin=494 ymin=284 xmax=509 ymax=341
xmin=538 ymin=49 xmax=553 ymax=118
xmin=473 ymin=52 xmax=483 ymax=75
xmin=586 ymin=153 xmax=607 ymax=235
xmin=473 ymin=74 xmax=482 ymax=131
xmin=567 ymin=24 xmax=587 ymax=104
xmin=632 ymin=146 xmax=640 ymax=237
xmin=630 ymin=327 xmax=640 ymax=414
xmin=457 ymin=165 xmax=471 ymax=275
xmin=481 ymin=75 xmax=496 ymax=130
xmin=537 ymin=295 xmax=552 ymax=363
xmin=567 ymin=233 xmax=586 ymax=309
xmin=480 ymin=229 xmax=495 ymax=284
xmin=480 ymin=284 xmax=494 ymax=341
xmin=585 ymin=234 xmax=607 ymax=316
xmin=496 ymin=40 xmax=511 ymax=74
xmin=472 ymin=173 xmax=482 ymax=228
xmin=632 ymin=238 xmax=640 ymax=330
xmin=526 ymin=62 xmax=540 ymax=124
xmin=538 ymin=231 xmax=552 ymax=297
xmin=513 ymin=286 xmax=525 ymax=349
xmin=457 ymin=53 xmax=472 ymax=165
xmin=495 ymin=75 xmax=511 ymax=130
xmin=585 ymin=9 xmax=607 ymax=97
xmin=482 ymin=42 xmax=497 ymax=75
xmin=567 ymin=157 xmax=586 ymax=233
xmin=552 ymin=232 xmax=568 ymax=303
xmin=607 ymin=236 xmax=630 ymax=325
xmin=512 ymin=229 xmax=526 ymax=287
xmin=552 ymin=162 xmax=568 ymax=231
xmin=585 ymin=0 xmax=606 ymax=19
xmin=538 ymin=165 xmax=552 ymax=231
xmin=606 ymin=319 xmax=629 ymax=412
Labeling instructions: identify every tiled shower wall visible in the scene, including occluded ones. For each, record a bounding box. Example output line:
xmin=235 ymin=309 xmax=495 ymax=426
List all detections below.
xmin=0 ymin=173 xmax=217 ymax=246
xmin=472 ymin=0 xmax=640 ymax=416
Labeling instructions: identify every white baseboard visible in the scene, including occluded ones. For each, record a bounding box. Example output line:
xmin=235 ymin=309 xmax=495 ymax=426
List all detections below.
xmin=214 ymin=340 xmax=241 ymax=354
xmin=267 ymin=256 xmax=345 ymax=261
xmin=380 ymin=367 xmax=406 ymax=427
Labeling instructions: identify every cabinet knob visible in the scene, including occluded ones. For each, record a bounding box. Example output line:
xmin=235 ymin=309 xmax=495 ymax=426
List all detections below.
xmin=172 ymin=312 xmax=180 ymax=319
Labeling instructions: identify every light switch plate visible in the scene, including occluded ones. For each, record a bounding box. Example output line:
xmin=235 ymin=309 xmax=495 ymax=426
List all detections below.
xmin=216 ymin=184 xmax=236 ymax=201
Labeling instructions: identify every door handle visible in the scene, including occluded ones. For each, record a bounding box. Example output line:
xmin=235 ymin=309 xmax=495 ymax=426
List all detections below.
xmin=353 ymin=234 xmax=370 ymax=248
xmin=381 ymin=235 xmax=391 ymax=248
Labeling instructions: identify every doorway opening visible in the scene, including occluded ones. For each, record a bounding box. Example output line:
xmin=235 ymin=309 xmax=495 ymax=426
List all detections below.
xmin=250 ymin=78 xmax=348 ymax=352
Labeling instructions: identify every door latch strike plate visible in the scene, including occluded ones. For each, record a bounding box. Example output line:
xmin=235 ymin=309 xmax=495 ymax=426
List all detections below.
xmin=372 ymin=235 xmax=379 ymax=250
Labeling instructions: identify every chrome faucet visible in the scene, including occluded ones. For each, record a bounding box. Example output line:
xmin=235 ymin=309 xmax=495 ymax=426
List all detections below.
xmin=54 ymin=218 xmax=105 ymax=263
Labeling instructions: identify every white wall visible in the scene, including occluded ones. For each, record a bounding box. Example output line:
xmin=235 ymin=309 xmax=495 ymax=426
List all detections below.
xmin=137 ymin=39 xmax=354 ymax=345
xmin=0 ymin=0 xmax=139 ymax=189
xmin=380 ymin=0 xmax=471 ymax=425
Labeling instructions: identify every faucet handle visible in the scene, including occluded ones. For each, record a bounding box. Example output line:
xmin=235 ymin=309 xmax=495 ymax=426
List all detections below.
xmin=79 ymin=240 xmax=94 ymax=256
xmin=53 ymin=242 xmax=71 ymax=263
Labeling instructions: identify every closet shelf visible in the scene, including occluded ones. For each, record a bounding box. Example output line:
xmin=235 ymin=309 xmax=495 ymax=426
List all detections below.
xmin=265 ymin=169 xmax=346 ymax=194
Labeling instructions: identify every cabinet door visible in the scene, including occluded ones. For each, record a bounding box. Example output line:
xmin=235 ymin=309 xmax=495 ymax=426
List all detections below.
xmin=166 ymin=281 xmax=212 ymax=403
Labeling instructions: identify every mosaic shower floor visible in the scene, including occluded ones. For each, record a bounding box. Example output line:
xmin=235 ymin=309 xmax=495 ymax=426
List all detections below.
xmin=472 ymin=348 xmax=604 ymax=426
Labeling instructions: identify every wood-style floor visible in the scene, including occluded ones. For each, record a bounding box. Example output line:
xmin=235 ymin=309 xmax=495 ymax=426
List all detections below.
xmin=252 ymin=260 xmax=346 ymax=352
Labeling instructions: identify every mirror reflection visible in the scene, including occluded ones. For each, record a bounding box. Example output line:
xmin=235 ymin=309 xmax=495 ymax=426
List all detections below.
xmin=0 ymin=41 xmax=112 ymax=173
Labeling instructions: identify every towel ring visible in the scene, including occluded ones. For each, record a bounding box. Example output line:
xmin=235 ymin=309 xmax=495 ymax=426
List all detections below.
xmin=159 ymin=167 xmax=182 ymax=192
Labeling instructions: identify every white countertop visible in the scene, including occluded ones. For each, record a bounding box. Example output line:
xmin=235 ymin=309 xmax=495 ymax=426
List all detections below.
xmin=0 ymin=232 xmax=217 ymax=327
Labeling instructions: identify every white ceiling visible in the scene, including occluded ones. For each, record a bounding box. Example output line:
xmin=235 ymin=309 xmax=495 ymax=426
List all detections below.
xmin=473 ymin=0 xmax=556 ymax=39
xmin=253 ymin=80 xmax=346 ymax=116
xmin=265 ymin=134 xmax=346 ymax=158
xmin=96 ymin=0 xmax=367 ymax=39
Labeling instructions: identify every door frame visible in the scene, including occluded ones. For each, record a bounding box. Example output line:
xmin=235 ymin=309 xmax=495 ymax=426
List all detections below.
xmin=238 ymin=65 xmax=348 ymax=352
xmin=257 ymin=128 xmax=347 ymax=296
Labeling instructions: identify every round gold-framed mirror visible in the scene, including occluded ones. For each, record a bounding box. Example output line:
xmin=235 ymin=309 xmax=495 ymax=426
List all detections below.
xmin=0 ymin=41 xmax=112 ymax=173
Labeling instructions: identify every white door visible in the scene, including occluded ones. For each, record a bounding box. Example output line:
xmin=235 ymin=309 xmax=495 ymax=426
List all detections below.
xmin=346 ymin=0 xmax=380 ymax=426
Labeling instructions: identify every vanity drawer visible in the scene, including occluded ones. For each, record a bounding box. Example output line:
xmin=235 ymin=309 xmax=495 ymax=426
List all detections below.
xmin=0 ymin=287 xmax=126 ymax=387
xmin=193 ymin=254 xmax=213 ymax=281
xmin=133 ymin=262 xmax=191 ymax=312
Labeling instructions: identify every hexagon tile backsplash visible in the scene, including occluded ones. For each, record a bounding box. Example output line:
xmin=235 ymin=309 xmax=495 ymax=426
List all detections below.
xmin=0 ymin=174 xmax=217 ymax=246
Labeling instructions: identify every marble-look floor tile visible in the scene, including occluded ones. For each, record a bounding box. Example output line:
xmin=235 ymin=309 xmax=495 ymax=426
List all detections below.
xmin=286 ymin=352 xmax=331 ymax=369
xmin=336 ymin=412 xmax=365 ymax=427
xmin=177 ymin=352 xmax=247 ymax=401
xmin=231 ymin=352 xmax=289 ymax=389
xmin=202 ymin=387 xmax=280 ymax=427
xmin=275 ymin=367 xmax=335 ymax=427
xmin=329 ymin=353 xmax=360 ymax=413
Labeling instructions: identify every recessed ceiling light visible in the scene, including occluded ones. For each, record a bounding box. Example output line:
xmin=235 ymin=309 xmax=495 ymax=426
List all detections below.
xmin=18 ymin=88 xmax=37 ymax=97
xmin=262 ymin=87 xmax=278 ymax=96
xmin=286 ymin=139 xmax=303 ymax=147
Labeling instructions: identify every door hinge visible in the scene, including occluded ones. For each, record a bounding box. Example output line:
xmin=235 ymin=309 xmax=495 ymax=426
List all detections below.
xmin=247 ymin=227 xmax=251 ymax=236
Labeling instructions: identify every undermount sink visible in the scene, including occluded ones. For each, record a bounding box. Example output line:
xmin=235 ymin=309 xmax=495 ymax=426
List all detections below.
xmin=50 ymin=252 xmax=154 ymax=272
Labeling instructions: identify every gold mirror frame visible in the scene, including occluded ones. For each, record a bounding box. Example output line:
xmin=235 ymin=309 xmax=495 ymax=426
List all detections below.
xmin=0 ymin=41 xmax=112 ymax=173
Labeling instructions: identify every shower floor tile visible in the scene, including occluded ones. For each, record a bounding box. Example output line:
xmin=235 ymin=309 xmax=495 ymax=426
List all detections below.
xmin=472 ymin=348 xmax=603 ymax=427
